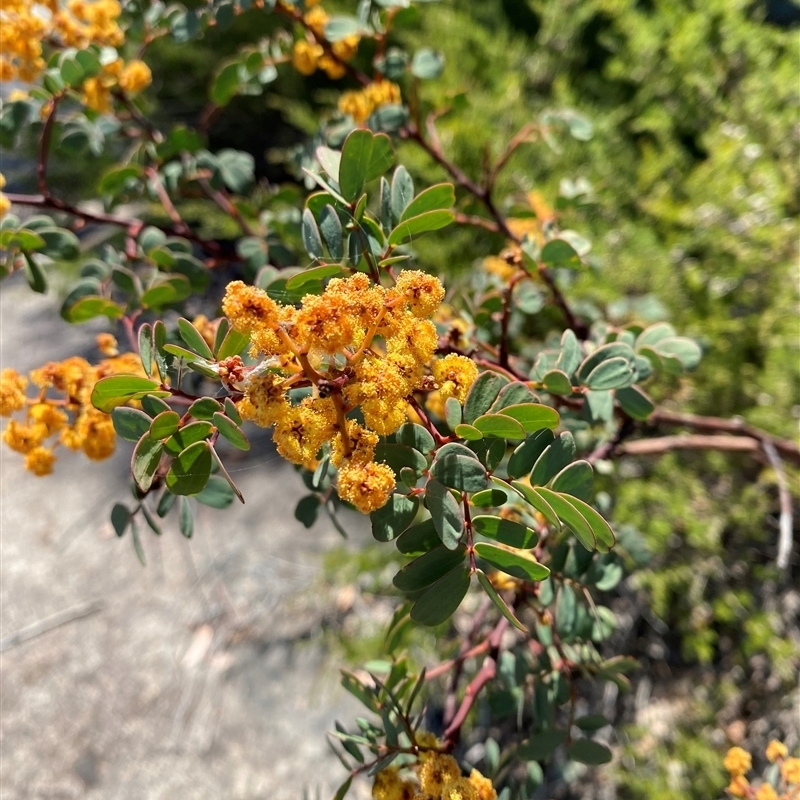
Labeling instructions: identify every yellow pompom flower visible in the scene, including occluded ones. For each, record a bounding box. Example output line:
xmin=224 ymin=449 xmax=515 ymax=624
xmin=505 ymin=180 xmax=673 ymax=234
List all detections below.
xmin=726 ymin=775 xmax=750 ymax=797
xmin=3 ymin=419 xmax=47 ymax=454
xmin=724 ymin=747 xmax=752 ymax=778
xmin=319 ymin=54 xmax=346 ymax=80
xmin=468 ymin=769 xmax=497 ymax=800
xmin=782 ymin=757 xmax=800 ymax=784
xmin=303 ymin=5 xmax=328 ymax=36
xmin=77 ymin=407 xmax=116 ymax=460
xmin=371 ymin=766 xmax=416 ymax=800
xmin=0 ymin=368 xmax=28 ymax=416
xmin=222 ymin=280 xmax=281 ymax=334
xmin=29 ymin=403 xmax=68 ymax=435
xmin=766 ymin=740 xmax=788 ymax=763
xmin=433 ymin=355 xmax=479 ymax=403
xmin=336 ymin=461 xmax=395 ymax=513
xmin=441 ymin=778 xmax=478 ymax=800
xmin=419 ymin=754 xmax=461 ymax=795
xmin=118 ymin=60 xmax=152 ymax=94
xmin=338 ymin=89 xmax=372 ymax=123
xmin=292 ymin=40 xmax=323 ymax=75
xmin=330 ymin=420 xmax=378 ymax=467
xmin=96 ymin=333 xmax=119 ymax=356
xmin=393 ymin=271 xmax=445 ymax=319
xmin=332 ymin=34 xmax=359 ymax=62
xmin=24 ymin=445 xmax=56 ymax=476
xmin=754 ymin=784 xmax=778 ymax=800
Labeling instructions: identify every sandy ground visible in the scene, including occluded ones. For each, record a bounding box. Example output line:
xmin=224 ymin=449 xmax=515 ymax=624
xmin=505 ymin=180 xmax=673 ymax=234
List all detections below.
xmin=0 ymin=275 xmax=371 ymax=799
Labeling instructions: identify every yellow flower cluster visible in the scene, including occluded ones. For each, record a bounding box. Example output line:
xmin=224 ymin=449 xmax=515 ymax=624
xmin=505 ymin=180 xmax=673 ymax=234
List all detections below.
xmin=372 ymin=751 xmax=497 ymax=800
xmin=0 ymin=173 xmax=9 ymax=219
xmin=222 ymin=271 xmax=470 ymax=514
xmin=338 ymin=80 xmax=402 ymax=124
xmin=724 ymin=742 xmax=799 ymax=799
xmin=291 ymin=5 xmax=359 ymax=79
xmin=0 ymin=340 xmax=143 ymax=476
xmin=0 ymin=0 xmax=121 ymax=82
xmin=0 ymin=0 xmax=151 ymax=113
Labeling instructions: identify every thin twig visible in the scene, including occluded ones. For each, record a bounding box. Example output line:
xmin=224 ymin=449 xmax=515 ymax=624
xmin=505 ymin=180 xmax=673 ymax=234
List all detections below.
xmin=616 ymin=434 xmax=763 ymax=457
xmin=0 ymin=600 xmax=104 ymax=652
xmin=498 ymin=271 xmax=525 ymax=369
xmin=6 ymin=192 xmax=235 ymax=260
xmin=198 ymin=178 xmax=256 ymax=236
xmin=648 ymin=408 xmax=800 ymax=466
xmin=762 ymin=440 xmax=794 ymax=572
xmin=443 ymin=618 xmax=508 ymax=747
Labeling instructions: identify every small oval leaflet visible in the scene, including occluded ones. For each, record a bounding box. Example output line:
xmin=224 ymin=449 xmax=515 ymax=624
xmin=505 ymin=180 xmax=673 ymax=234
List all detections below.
xmin=536 ymin=487 xmax=596 ymax=550
xmin=475 ymin=569 xmax=526 ymax=632
xmin=474 ymin=542 xmax=550 ymax=582
xmin=132 ymin=433 xmax=163 ymax=493
xmin=410 ymin=565 xmax=471 ymax=627
xmin=472 ymin=515 xmax=538 ymax=549
xmin=472 ymin=413 xmax=526 ymax=439
xmin=188 ymin=397 xmax=222 ymax=420
xmin=530 ymin=431 xmax=577 ymax=486
xmin=395 ymin=519 xmax=441 ymax=556
xmin=164 ymin=421 xmax=213 ymax=455
xmin=424 ymin=478 xmax=465 ymax=550
xmin=463 ymin=371 xmax=510 ymax=424
xmin=454 ymin=424 xmax=483 ymax=441
xmin=550 ymin=460 xmax=594 ymax=501
xmin=568 ymin=739 xmax=613 ymax=766
xmin=393 ymin=544 xmax=466 ymax=592
xmin=111 ymin=407 xmax=152 ymax=442
xmin=507 ymin=429 xmax=555 ymax=479
xmin=213 ymin=412 xmax=250 ymax=451
xmin=149 ymin=410 xmax=181 ymax=440
xmin=91 ymin=375 xmax=165 ymax=413
xmin=470 ymin=488 xmax=508 ymax=508
xmin=165 ymin=440 xmax=213 ymax=496
xmin=370 ymin=494 xmax=419 ymax=542
xmin=177 ymin=316 xmax=214 ymax=360
xmin=429 ymin=453 xmax=488 ymax=493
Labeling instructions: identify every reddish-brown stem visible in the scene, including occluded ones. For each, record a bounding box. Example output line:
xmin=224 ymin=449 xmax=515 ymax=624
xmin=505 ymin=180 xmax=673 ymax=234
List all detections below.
xmin=487 ymin=123 xmax=538 ymax=191
xmin=402 ymin=117 xmax=587 ymax=338
xmin=198 ymin=177 xmax=255 ymax=236
xmin=648 ymin=408 xmax=800 ymax=465
xmin=464 ymin=493 xmax=477 ymax=573
xmin=113 ymin=89 xmax=161 ymax=142
xmin=5 ymin=192 xmax=234 ymax=260
xmin=443 ymin=618 xmax=509 ymax=747
xmin=145 ymin=167 xmax=189 ymax=232
xmin=453 ymin=212 xmax=502 ymax=234
xmin=407 ymin=395 xmax=449 ymax=446
xmin=498 ymin=270 xmax=526 ymax=369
